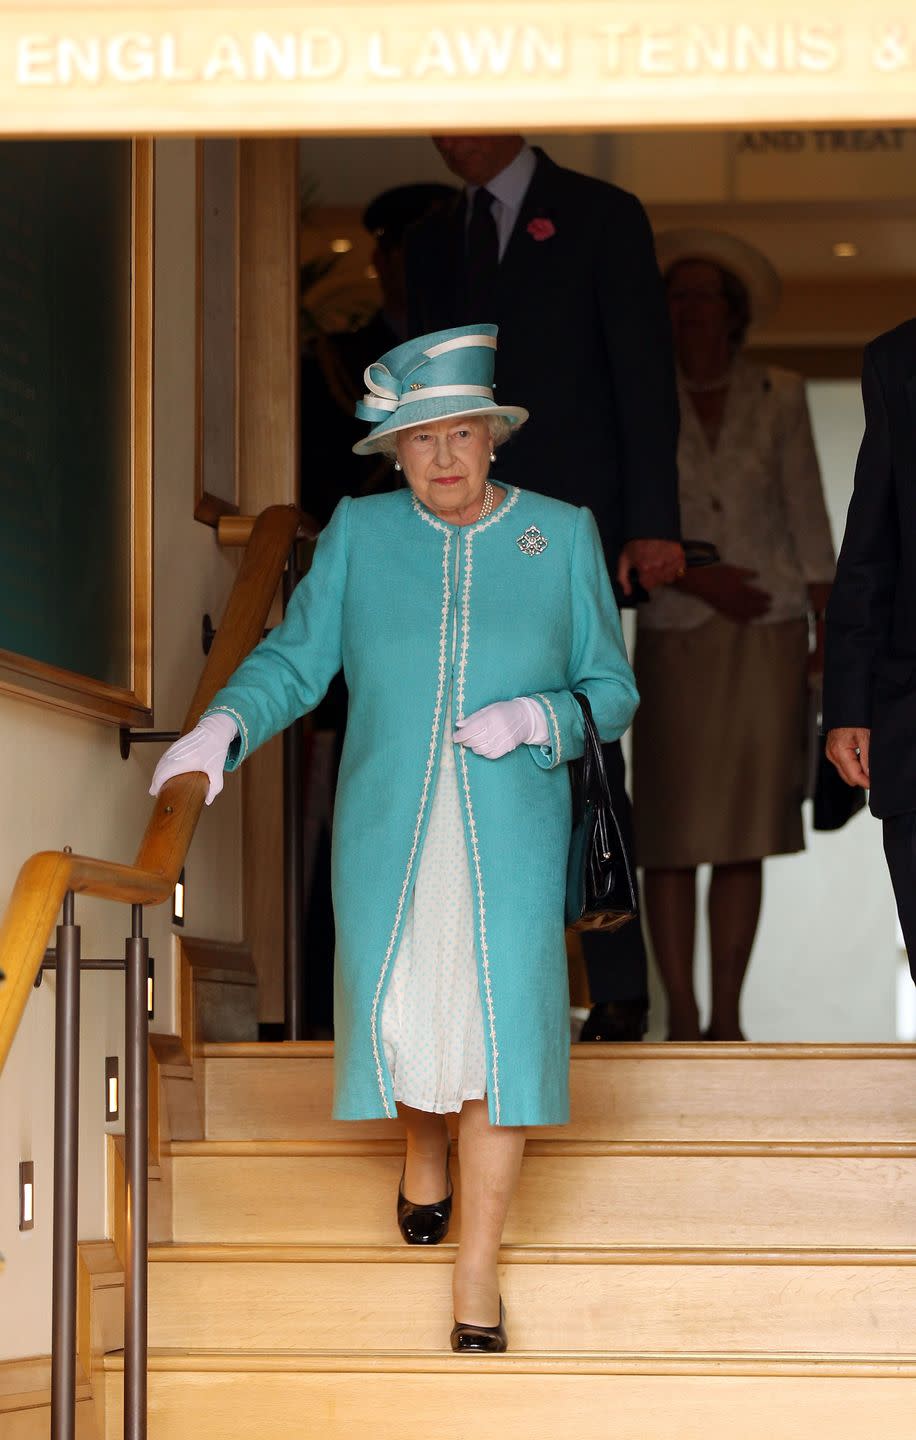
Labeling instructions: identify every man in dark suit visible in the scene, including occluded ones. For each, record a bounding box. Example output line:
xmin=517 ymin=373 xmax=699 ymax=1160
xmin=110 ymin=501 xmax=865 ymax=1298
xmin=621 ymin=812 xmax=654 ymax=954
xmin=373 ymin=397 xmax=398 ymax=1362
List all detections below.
xmin=825 ymin=318 xmax=916 ymax=980
xmin=301 ymin=182 xmax=456 ymax=527
xmin=406 ymin=135 xmax=683 ymax=1039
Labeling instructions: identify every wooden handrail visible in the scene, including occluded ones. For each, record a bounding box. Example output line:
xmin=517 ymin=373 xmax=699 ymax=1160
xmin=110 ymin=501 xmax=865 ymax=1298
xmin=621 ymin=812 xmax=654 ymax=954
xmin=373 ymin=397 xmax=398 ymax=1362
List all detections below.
xmin=0 ymin=503 xmax=304 ymax=1074
xmin=217 ymin=509 xmax=317 ymax=549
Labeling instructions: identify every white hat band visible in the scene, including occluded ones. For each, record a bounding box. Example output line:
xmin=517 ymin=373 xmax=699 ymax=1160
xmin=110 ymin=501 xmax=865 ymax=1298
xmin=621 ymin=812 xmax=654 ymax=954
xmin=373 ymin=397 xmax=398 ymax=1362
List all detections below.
xmin=358 ymin=383 xmax=493 ymax=415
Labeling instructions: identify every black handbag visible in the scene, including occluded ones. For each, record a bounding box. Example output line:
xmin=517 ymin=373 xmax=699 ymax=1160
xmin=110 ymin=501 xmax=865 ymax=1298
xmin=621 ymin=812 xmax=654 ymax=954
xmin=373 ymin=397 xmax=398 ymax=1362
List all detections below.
xmin=565 ymin=692 xmax=638 ymax=932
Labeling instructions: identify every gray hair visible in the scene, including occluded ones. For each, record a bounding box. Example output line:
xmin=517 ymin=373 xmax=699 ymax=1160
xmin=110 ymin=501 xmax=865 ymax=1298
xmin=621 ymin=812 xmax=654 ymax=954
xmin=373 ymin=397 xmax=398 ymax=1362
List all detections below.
xmin=374 ymin=413 xmax=513 ymax=460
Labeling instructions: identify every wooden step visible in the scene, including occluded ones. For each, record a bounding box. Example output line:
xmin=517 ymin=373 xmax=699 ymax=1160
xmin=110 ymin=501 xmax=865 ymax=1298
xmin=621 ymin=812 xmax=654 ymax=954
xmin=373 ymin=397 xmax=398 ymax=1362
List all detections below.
xmin=202 ymin=1042 xmax=916 ymax=1144
xmin=147 ymin=1242 xmax=916 ymax=1355
xmin=168 ymin=1142 xmax=916 ymax=1248
xmin=101 ymin=1350 xmax=916 ymax=1440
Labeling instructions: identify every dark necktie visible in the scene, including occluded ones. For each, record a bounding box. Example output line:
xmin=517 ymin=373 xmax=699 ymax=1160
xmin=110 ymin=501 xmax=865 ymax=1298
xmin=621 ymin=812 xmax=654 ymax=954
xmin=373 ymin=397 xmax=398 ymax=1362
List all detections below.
xmin=465 ymin=187 xmax=498 ymax=321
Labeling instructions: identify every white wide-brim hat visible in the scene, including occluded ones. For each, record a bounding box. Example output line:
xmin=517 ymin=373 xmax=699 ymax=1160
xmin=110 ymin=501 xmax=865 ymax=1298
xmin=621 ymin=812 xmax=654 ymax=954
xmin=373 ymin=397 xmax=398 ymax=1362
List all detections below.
xmin=655 ymin=228 xmax=781 ymax=327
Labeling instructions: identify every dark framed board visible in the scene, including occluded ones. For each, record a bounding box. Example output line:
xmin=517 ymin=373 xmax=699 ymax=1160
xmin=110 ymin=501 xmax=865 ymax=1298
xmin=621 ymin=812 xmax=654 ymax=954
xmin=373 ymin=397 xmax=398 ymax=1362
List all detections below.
xmin=0 ymin=138 xmax=152 ymax=725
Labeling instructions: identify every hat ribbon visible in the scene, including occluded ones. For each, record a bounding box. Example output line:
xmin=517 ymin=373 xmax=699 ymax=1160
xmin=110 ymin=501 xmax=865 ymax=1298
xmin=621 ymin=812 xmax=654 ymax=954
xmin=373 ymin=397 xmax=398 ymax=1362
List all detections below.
xmin=357 ymin=362 xmax=493 ymax=422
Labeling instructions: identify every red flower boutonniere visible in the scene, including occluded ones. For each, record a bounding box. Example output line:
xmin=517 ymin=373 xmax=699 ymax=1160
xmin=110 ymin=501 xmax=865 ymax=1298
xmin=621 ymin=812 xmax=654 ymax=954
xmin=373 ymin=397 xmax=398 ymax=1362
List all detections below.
xmin=527 ymin=216 xmax=556 ymax=242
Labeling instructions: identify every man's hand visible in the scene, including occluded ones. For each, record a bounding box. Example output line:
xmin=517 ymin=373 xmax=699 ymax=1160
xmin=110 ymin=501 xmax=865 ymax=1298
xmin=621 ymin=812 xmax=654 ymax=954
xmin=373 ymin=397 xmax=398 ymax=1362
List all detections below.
xmin=825 ymin=727 xmax=871 ymax=789
xmin=677 ymin=563 xmax=772 ymax=623
xmin=617 ymin=539 xmax=685 ymax=596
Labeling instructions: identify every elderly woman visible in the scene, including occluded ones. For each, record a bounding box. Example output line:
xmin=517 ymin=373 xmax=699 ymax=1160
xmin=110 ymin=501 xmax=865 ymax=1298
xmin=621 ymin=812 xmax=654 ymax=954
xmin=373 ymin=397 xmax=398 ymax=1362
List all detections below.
xmin=633 ymin=232 xmax=835 ymax=1041
xmin=151 ymin=324 xmax=638 ymax=1352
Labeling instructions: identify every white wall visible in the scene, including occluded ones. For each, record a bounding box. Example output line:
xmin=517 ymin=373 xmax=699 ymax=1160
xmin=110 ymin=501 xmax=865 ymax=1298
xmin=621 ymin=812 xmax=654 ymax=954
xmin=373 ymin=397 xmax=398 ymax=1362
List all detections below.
xmin=645 ymin=379 xmax=900 ymax=1041
xmin=0 ymin=138 xmax=244 ymax=1360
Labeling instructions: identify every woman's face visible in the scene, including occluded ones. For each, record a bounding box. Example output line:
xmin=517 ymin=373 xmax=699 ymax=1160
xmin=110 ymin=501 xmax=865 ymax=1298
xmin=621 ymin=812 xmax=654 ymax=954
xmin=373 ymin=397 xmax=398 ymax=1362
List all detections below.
xmin=395 ymin=415 xmax=492 ymax=521
xmin=667 ymin=260 xmax=731 ymax=355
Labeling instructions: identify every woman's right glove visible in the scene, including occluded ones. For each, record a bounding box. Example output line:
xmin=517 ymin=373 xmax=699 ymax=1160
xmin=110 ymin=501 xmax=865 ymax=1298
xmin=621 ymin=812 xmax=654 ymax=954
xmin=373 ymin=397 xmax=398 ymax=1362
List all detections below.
xmin=149 ymin=712 xmax=239 ymax=806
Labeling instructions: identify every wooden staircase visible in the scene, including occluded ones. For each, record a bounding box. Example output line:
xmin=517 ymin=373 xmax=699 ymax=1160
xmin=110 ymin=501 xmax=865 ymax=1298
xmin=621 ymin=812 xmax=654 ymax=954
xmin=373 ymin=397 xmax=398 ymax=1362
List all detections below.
xmin=100 ymin=1043 xmax=916 ymax=1438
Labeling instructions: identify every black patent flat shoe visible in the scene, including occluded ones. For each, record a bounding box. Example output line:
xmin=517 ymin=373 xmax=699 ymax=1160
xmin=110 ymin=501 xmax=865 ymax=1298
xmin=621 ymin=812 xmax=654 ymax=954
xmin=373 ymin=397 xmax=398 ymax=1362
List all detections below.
xmin=397 ymin=1145 xmax=452 ymax=1245
xmin=450 ymin=1298 xmax=508 ymax=1354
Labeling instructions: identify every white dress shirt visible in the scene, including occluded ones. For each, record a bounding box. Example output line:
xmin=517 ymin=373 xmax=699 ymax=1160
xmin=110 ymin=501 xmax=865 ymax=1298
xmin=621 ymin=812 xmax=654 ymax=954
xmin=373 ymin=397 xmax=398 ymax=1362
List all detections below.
xmin=466 ymin=143 xmax=537 ymax=260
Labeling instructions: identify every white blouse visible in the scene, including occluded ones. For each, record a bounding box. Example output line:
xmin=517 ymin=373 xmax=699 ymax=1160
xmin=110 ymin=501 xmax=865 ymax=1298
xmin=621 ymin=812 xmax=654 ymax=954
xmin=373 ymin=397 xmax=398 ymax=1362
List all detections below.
xmin=640 ymin=359 xmax=836 ymax=632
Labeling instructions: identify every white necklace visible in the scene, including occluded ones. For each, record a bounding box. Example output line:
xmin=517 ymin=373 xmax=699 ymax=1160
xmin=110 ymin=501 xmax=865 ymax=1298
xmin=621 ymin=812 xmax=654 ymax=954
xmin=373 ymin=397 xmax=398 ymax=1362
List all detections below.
xmin=477 ymin=480 xmax=495 ymax=521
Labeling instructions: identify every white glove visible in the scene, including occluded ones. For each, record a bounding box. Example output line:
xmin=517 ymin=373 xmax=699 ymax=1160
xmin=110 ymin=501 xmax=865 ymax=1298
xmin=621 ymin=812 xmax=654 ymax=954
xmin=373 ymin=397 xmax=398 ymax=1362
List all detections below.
xmin=453 ymin=697 xmax=549 ymax=760
xmin=149 ymin=712 xmax=239 ymax=806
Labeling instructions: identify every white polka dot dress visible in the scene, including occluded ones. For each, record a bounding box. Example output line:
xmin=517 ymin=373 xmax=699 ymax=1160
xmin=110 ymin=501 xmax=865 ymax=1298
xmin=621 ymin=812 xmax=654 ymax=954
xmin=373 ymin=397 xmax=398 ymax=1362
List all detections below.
xmin=381 ymin=699 xmax=488 ymax=1114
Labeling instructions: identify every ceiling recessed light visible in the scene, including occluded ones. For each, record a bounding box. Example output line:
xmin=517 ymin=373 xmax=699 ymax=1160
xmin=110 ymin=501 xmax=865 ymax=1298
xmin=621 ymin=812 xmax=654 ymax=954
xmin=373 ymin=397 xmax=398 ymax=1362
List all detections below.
xmin=832 ymin=241 xmax=858 ymax=259
xmin=330 ymin=237 xmax=352 ymax=254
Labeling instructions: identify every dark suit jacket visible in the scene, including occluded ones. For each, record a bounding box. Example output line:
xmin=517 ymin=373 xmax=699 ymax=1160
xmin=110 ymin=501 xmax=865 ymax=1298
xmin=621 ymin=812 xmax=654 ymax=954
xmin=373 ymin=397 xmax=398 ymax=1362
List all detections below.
xmin=824 ymin=318 xmax=916 ymax=817
xmin=300 ymin=311 xmax=401 ymax=529
xmin=405 ymin=148 xmax=680 ymax=572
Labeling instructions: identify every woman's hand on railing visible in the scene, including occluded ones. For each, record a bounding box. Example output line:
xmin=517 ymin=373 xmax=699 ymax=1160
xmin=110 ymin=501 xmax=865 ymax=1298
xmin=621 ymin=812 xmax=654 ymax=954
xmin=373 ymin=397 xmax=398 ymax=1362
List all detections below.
xmin=149 ymin=713 xmax=238 ymax=806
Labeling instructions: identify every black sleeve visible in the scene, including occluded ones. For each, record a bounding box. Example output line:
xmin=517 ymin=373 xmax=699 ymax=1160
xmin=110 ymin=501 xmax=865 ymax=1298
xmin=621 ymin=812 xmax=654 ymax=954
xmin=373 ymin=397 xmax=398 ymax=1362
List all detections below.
xmin=595 ymin=193 xmax=681 ymax=544
xmin=823 ymin=344 xmax=898 ymax=730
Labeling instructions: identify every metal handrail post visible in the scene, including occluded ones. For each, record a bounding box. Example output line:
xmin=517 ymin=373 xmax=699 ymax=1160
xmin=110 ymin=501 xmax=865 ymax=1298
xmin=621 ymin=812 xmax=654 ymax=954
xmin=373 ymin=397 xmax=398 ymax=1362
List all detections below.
xmin=51 ymin=890 xmax=80 ymax=1440
xmin=123 ymin=904 xmax=149 ymax=1440
xmin=283 ymin=553 xmax=305 ymax=1040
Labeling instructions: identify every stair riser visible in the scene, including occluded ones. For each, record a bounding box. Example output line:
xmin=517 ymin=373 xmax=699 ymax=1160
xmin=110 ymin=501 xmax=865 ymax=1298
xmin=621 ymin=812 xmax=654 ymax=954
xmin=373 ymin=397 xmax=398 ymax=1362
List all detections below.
xmin=102 ymin=1371 xmax=916 ymax=1440
xmin=203 ymin=1053 xmax=916 ymax=1143
xmin=148 ymin=1259 xmax=916 ymax=1354
xmin=171 ymin=1154 xmax=916 ymax=1247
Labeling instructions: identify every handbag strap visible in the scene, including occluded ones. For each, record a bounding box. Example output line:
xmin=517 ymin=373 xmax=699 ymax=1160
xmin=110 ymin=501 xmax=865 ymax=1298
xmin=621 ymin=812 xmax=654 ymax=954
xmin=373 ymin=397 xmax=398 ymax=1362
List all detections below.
xmin=572 ymin=691 xmax=614 ymax=815
xmin=572 ymin=692 xmax=637 ymax=901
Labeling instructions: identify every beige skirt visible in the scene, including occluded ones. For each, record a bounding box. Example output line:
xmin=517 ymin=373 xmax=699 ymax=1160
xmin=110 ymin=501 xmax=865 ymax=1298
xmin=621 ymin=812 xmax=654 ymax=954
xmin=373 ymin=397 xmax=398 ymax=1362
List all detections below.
xmin=633 ymin=616 xmax=809 ymax=869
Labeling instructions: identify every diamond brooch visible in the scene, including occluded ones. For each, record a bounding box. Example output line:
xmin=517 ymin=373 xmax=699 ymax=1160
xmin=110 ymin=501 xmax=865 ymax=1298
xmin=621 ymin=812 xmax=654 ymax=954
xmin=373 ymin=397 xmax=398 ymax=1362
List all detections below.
xmin=517 ymin=525 xmax=548 ymax=556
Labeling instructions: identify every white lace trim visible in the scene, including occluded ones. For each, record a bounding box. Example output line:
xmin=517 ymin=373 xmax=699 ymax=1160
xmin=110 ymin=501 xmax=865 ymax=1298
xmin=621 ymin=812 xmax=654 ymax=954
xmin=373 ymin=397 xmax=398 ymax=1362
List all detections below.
xmin=535 ymin=693 xmax=562 ymax=766
xmin=411 ymin=485 xmax=520 ymax=539
xmin=369 ymin=527 xmax=453 ymax=1117
xmin=456 ymin=743 xmax=501 ymax=1125
xmin=395 ymin=482 xmax=522 ymax=1125
xmin=205 ymin=705 xmax=250 ymax=762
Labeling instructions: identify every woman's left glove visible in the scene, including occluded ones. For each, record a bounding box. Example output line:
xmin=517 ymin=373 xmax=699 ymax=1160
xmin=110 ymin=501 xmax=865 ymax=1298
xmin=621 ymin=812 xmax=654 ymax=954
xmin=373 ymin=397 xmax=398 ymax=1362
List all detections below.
xmin=149 ymin=712 xmax=239 ymax=805
xmin=453 ymin=697 xmax=549 ymax=759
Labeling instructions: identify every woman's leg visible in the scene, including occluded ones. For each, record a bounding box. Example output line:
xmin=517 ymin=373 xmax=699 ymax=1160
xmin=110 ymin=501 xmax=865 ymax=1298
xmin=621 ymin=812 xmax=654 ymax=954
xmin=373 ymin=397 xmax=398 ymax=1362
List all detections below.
xmin=399 ymin=1104 xmax=451 ymax=1203
xmin=706 ymin=860 xmax=763 ymax=1041
xmin=643 ymin=867 xmax=700 ymax=1039
xmin=453 ymin=1099 xmax=526 ymax=1326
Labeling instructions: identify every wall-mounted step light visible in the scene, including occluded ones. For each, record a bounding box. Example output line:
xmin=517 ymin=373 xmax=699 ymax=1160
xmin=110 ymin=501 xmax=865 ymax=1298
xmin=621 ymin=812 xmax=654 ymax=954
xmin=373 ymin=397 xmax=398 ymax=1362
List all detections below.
xmin=172 ymin=867 xmax=186 ymax=928
xmin=105 ymin=1056 xmax=119 ymax=1121
xmin=19 ymin=1161 xmax=34 ymax=1231
xmin=148 ymin=957 xmax=155 ymax=1020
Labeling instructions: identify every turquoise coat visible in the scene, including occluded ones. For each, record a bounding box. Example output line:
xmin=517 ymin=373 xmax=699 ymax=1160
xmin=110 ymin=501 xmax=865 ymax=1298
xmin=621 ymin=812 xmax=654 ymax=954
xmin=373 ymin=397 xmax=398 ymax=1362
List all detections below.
xmin=205 ymin=486 xmax=638 ymax=1126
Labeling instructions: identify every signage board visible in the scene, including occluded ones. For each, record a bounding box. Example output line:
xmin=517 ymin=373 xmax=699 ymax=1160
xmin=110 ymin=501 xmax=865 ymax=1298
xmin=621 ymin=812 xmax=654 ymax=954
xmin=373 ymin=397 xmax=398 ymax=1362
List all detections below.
xmin=0 ymin=3 xmax=914 ymax=135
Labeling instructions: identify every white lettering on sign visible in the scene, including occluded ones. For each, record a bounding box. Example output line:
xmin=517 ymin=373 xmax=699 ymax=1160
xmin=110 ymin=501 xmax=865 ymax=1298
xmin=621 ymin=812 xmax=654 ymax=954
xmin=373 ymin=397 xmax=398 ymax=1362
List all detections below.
xmin=413 ymin=30 xmax=459 ymax=78
xmin=202 ymin=36 xmax=246 ymax=82
xmin=17 ymin=35 xmax=56 ymax=85
xmin=109 ymin=35 xmax=158 ymax=83
xmin=599 ymin=21 xmax=840 ymax=75
xmin=454 ymin=28 xmax=521 ymax=76
xmin=12 ymin=21 xmax=913 ymax=90
xmin=367 ymin=32 xmax=403 ymax=79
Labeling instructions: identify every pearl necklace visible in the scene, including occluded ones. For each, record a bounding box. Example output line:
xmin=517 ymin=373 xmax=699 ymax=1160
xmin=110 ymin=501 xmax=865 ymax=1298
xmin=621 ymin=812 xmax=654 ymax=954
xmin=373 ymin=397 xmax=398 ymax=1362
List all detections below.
xmin=477 ymin=480 xmax=495 ymax=521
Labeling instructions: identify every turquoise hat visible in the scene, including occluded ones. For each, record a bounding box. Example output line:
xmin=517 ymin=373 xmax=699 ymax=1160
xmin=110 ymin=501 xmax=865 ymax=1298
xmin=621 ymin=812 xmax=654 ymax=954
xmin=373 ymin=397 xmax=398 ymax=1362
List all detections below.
xmin=352 ymin=323 xmax=528 ymax=455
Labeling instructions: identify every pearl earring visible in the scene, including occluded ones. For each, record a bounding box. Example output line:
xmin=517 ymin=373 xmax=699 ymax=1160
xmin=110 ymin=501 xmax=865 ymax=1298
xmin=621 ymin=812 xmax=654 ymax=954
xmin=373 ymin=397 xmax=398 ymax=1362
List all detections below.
xmin=394 ymin=460 xmax=401 ymax=471
xmin=489 ymin=450 xmax=496 ymax=463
